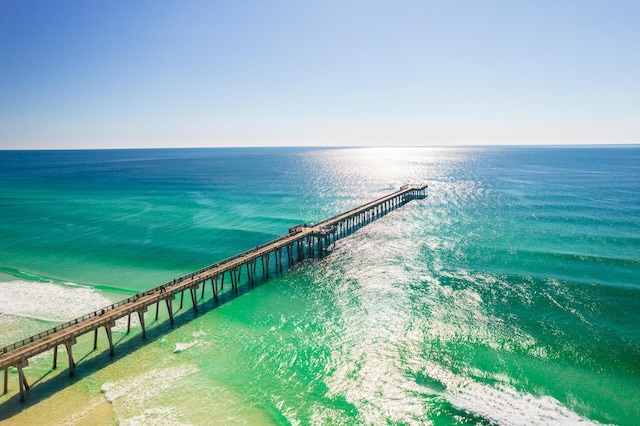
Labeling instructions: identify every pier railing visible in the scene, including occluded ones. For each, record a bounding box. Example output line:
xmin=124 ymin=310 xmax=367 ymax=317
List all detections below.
xmin=0 ymin=231 xmax=312 ymax=355
xmin=0 ymin=294 xmax=137 ymax=354
xmin=1 ymin=183 xmax=427 ymax=363
xmin=0 ymin=240 xmax=275 ymax=355
xmin=316 ymin=187 xmax=406 ymax=228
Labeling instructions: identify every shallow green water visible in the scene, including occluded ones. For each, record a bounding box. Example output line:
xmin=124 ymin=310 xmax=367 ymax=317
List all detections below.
xmin=0 ymin=147 xmax=638 ymax=425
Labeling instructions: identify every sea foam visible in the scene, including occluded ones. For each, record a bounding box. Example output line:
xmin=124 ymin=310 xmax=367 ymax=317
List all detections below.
xmin=421 ymin=362 xmax=608 ymax=426
xmin=0 ymin=280 xmax=113 ymax=323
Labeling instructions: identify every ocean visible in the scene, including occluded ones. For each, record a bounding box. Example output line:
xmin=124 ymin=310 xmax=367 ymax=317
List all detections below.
xmin=0 ymin=146 xmax=638 ymax=425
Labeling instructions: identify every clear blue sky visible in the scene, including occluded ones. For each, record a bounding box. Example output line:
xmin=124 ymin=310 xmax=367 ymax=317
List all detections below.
xmin=1 ymin=0 xmax=638 ymax=149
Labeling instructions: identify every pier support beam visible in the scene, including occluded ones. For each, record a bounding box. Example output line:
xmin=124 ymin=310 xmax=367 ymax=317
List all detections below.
xmin=106 ymin=324 xmax=114 ymax=356
xmin=231 ymin=267 xmax=241 ymax=293
xmin=17 ymin=360 xmax=29 ymax=402
xmin=3 ymin=367 xmax=7 ymax=395
xmin=274 ymin=248 xmax=282 ymax=271
xmin=165 ymin=294 xmax=175 ymax=325
xmin=64 ymin=339 xmax=76 ymax=377
xmin=53 ymin=345 xmax=58 ymax=369
xmin=245 ymin=262 xmax=251 ymax=285
xmin=264 ymin=253 xmax=271 ymax=276
xmin=137 ymin=307 xmax=148 ymax=339
xmin=189 ymin=283 xmax=199 ymax=314
xmin=288 ymin=243 xmax=296 ymax=265
xmin=211 ymin=276 xmax=219 ymax=301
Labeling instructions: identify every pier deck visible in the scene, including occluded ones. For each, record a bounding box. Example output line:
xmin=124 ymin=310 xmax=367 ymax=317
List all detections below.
xmin=1 ymin=184 xmax=427 ymax=402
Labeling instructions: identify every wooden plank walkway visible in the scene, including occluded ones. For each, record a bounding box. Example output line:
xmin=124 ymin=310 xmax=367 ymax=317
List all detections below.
xmin=1 ymin=184 xmax=427 ymax=402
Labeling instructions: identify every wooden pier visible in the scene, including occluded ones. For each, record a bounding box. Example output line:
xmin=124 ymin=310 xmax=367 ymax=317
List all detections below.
xmin=0 ymin=184 xmax=427 ymax=402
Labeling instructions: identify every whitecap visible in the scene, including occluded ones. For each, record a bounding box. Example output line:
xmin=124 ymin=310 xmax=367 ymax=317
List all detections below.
xmin=173 ymin=342 xmax=198 ymax=353
xmin=0 ymin=280 xmax=114 ymax=322
xmin=421 ymin=362 xmax=608 ymax=425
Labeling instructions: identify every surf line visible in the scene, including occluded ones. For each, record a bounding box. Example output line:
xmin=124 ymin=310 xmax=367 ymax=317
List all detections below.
xmin=1 ymin=184 xmax=427 ymax=402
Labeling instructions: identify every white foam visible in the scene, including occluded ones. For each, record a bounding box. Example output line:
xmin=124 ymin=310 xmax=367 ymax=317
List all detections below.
xmin=324 ymin=340 xmax=443 ymax=425
xmin=320 ymin=256 xmax=597 ymax=424
xmin=101 ymin=365 xmax=197 ymax=405
xmin=0 ymin=280 xmax=114 ymax=322
xmin=420 ymin=362 xmax=607 ymax=425
xmin=101 ymin=365 xmax=198 ymax=425
xmin=173 ymin=341 xmax=198 ymax=353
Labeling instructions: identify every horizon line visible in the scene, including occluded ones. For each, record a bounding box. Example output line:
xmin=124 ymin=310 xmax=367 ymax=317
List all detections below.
xmin=1 ymin=142 xmax=640 ymax=152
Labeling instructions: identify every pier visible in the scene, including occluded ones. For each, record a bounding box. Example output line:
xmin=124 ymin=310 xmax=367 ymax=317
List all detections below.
xmin=0 ymin=184 xmax=427 ymax=402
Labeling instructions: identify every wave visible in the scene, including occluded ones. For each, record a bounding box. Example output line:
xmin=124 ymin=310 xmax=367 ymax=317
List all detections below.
xmin=0 ymin=279 xmax=114 ymax=323
xmin=0 ymin=266 xmax=134 ymax=295
xmin=0 ymin=267 xmax=54 ymax=283
xmin=420 ymin=362 xmax=607 ymax=425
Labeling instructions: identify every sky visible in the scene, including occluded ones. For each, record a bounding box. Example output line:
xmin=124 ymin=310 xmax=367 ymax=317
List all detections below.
xmin=1 ymin=0 xmax=639 ymax=149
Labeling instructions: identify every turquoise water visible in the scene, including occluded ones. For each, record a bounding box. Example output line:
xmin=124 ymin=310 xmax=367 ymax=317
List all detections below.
xmin=0 ymin=147 xmax=638 ymax=425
